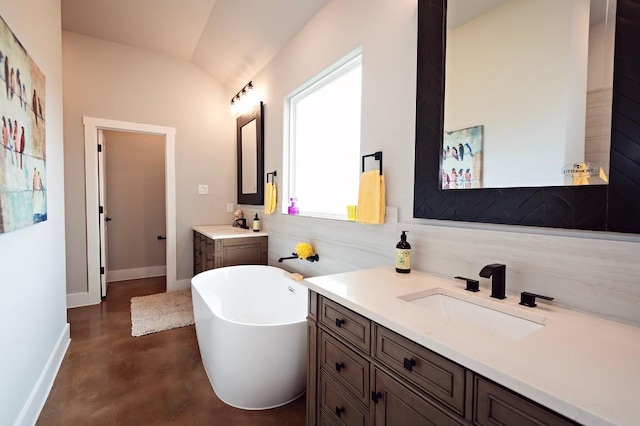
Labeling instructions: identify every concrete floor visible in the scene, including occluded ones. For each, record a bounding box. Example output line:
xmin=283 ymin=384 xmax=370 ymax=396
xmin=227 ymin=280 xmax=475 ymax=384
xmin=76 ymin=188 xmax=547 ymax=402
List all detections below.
xmin=37 ymin=277 xmax=306 ymax=425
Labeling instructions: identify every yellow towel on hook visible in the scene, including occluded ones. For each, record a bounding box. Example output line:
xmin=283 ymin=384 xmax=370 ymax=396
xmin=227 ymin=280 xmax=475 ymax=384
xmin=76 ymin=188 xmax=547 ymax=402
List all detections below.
xmin=355 ymin=170 xmax=385 ymax=224
xmin=264 ymin=182 xmax=277 ymax=214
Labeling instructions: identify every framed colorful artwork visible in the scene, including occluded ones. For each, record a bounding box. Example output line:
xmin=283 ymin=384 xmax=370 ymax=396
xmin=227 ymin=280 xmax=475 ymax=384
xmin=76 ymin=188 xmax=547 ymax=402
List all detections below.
xmin=0 ymin=15 xmax=46 ymax=233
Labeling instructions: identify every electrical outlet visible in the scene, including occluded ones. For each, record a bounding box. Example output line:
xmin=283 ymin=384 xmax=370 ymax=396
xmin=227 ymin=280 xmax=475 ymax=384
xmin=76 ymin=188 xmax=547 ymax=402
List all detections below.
xmin=226 ymin=203 xmax=234 ymax=213
xmin=198 ymin=185 xmax=208 ymax=195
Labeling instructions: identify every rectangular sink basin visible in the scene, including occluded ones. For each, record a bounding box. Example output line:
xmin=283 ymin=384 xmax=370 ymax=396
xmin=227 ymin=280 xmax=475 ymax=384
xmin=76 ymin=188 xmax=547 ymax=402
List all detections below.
xmin=400 ymin=288 xmax=547 ymax=340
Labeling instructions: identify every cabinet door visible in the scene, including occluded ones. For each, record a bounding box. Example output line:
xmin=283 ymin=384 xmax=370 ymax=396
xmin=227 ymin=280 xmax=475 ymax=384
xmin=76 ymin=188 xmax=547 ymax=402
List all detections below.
xmin=371 ymin=368 xmax=465 ymax=426
xmin=193 ymin=231 xmax=202 ymax=275
xmin=473 ymin=376 xmax=577 ymax=426
xmin=221 ymin=237 xmax=268 ymax=267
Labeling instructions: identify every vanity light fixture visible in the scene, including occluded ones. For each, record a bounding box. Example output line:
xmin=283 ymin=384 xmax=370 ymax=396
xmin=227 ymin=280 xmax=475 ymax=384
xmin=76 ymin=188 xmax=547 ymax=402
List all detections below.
xmin=230 ymin=81 xmax=257 ymax=117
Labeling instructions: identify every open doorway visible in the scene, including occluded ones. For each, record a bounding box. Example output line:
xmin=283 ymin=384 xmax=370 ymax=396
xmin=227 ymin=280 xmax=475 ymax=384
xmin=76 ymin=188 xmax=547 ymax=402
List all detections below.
xmin=80 ymin=117 xmax=176 ymax=307
xmin=100 ymin=130 xmax=167 ymax=296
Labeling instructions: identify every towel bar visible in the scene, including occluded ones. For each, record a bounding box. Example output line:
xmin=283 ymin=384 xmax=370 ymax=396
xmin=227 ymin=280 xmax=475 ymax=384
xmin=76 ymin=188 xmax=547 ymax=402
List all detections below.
xmin=362 ymin=151 xmax=383 ymax=174
xmin=267 ymin=171 xmax=277 ymax=183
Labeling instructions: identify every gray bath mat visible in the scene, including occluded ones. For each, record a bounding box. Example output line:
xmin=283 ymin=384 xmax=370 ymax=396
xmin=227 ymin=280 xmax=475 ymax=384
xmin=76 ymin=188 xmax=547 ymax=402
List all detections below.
xmin=130 ymin=290 xmax=194 ymax=337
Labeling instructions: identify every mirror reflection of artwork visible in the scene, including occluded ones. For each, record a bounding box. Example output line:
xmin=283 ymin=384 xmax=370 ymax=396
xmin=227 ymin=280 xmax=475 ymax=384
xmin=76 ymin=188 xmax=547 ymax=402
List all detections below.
xmin=0 ymin=15 xmax=47 ymax=233
xmin=442 ymin=125 xmax=483 ymax=189
xmin=444 ymin=0 xmax=615 ymax=189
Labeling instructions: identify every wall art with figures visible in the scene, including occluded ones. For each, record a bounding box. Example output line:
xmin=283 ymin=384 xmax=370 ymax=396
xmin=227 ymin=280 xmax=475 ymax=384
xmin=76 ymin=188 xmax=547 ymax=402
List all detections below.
xmin=0 ymin=14 xmax=46 ymax=233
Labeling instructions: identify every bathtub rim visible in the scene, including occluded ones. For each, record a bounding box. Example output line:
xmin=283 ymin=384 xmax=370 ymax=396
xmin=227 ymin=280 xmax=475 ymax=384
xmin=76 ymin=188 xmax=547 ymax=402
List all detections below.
xmin=191 ymin=265 xmax=309 ymax=328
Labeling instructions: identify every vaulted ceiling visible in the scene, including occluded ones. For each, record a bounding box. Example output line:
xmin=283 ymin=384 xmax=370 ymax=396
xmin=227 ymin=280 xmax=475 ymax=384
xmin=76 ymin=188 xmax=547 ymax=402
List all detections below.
xmin=61 ymin=0 xmax=328 ymax=91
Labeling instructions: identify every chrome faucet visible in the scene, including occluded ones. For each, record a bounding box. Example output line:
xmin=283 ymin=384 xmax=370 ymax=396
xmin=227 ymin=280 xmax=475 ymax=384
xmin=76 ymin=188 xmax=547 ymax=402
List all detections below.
xmin=479 ymin=263 xmax=506 ymax=299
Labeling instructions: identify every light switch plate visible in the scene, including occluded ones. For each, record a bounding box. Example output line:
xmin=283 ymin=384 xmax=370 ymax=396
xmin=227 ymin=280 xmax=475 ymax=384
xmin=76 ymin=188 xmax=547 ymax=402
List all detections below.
xmin=198 ymin=185 xmax=208 ymax=195
xmin=226 ymin=203 xmax=234 ymax=212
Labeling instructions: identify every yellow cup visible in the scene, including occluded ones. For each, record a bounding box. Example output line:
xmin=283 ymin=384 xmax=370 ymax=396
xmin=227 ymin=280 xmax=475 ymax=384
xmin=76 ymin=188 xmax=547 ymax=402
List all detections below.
xmin=347 ymin=205 xmax=357 ymax=221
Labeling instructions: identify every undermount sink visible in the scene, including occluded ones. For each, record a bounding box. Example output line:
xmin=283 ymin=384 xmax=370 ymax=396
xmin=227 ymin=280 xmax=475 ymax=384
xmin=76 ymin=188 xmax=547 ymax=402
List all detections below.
xmin=400 ymin=288 xmax=547 ymax=340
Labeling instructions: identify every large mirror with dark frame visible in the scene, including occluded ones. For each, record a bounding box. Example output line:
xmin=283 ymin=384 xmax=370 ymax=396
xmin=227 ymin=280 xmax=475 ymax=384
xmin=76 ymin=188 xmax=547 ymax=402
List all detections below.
xmin=413 ymin=0 xmax=640 ymax=233
xmin=237 ymin=101 xmax=264 ymax=205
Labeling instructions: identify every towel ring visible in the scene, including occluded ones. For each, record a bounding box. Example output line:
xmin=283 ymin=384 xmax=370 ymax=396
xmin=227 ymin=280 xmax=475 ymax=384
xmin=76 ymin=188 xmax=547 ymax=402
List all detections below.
xmin=362 ymin=151 xmax=383 ymax=174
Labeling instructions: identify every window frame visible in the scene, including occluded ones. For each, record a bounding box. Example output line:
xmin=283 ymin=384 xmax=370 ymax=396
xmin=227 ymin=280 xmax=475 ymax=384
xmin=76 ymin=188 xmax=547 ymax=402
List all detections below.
xmin=283 ymin=47 xmax=363 ymax=220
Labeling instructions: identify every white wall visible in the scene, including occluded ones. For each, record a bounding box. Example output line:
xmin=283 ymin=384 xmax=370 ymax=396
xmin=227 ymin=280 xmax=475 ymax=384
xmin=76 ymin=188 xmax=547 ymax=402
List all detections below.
xmin=62 ymin=32 xmax=236 ymax=296
xmin=0 ymin=1 xmax=69 ymax=425
xmin=242 ymin=0 xmax=640 ymax=327
xmin=445 ymin=0 xmax=588 ymax=188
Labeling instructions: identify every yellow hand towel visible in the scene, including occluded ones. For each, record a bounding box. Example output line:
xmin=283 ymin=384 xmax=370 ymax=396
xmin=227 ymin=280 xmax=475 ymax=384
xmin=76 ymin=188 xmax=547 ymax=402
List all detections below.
xmin=264 ymin=182 xmax=277 ymax=214
xmin=355 ymin=170 xmax=385 ymax=224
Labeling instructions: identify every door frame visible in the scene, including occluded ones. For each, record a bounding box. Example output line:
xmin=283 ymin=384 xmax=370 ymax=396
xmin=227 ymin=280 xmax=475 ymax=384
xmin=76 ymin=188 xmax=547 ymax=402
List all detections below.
xmin=81 ymin=116 xmax=176 ymax=305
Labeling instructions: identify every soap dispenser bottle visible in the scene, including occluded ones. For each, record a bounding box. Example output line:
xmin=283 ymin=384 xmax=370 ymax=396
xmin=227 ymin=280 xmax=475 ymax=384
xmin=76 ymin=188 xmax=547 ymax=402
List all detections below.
xmin=252 ymin=214 xmax=261 ymax=232
xmin=395 ymin=231 xmax=411 ymax=274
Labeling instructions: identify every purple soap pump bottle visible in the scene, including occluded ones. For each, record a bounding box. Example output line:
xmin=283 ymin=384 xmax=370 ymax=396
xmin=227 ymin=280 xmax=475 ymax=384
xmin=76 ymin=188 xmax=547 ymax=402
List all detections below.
xmin=288 ymin=198 xmax=299 ymax=215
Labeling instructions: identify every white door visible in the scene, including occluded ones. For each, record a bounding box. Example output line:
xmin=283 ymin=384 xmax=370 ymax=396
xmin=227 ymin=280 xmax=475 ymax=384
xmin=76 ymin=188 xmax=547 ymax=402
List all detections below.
xmin=98 ymin=129 xmax=109 ymax=298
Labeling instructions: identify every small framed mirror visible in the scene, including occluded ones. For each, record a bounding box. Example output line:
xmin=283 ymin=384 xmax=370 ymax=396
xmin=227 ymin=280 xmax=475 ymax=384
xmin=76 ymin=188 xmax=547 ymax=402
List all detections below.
xmin=237 ymin=101 xmax=264 ymax=205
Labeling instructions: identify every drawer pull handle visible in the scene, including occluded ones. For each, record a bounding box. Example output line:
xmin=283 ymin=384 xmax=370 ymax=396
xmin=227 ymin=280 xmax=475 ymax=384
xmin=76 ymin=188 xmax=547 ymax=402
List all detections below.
xmin=371 ymin=391 xmax=382 ymax=403
xmin=403 ymin=357 xmax=416 ymax=372
xmin=335 ymin=406 xmax=345 ymax=417
xmin=335 ymin=318 xmax=345 ymax=328
xmin=335 ymin=362 xmax=345 ymax=372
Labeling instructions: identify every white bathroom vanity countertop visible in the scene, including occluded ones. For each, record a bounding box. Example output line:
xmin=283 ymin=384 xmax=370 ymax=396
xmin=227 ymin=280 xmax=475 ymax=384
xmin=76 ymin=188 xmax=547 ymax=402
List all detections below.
xmin=192 ymin=225 xmax=268 ymax=239
xmin=302 ymin=266 xmax=640 ymax=426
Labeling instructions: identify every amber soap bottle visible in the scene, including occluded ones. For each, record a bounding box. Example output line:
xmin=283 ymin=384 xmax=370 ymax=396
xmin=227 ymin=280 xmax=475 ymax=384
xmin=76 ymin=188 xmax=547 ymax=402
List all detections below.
xmin=395 ymin=231 xmax=411 ymax=273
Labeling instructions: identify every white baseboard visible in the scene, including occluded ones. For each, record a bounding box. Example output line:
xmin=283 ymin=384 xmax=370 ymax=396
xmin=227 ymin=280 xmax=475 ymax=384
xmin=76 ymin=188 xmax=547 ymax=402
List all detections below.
xmin=67 ymin=291 xmax=100 ymax=309
xmin=107 ymin=266 xmax=166 ymax=282
xmin=15 ymin=323 xmax=70 ymax=426
xmin=170 ymin=278 xmax=192 ymax=292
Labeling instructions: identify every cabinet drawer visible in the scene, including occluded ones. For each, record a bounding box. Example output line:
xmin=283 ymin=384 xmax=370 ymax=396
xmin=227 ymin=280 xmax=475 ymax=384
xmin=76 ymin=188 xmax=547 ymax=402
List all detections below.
xmin=473 ymin=376 xmax=578 ymax=426
xmin=374 ymin=325 xmax=466 ymax=415
xmin=319 ymin=330 xmax=370 ymax=406
xmin=319 ymin=409 xmax=341 ymax=426
xmin=372 ymin=368 xmax=466 ymax=426
xmin=320 ymin=370 xmax=369 ymax=426
xmin=319 ymin=297 xmax=371 ymax=354
xmin=221 ymin=236 xmax=267 ymax=266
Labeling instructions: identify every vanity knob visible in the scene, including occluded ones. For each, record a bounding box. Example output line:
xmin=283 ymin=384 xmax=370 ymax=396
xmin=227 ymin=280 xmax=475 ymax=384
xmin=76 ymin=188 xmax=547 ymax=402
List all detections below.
xmin=520 ymin=292 xmax=554 ymax=308
xmin=403 ymin=357 xmax=416 ymax=372
xmin=335 ymin=406 xmax=345 ymax=417
xmin=335 ymin=318 xmax=345 ymax=328
xmin=335 ymin=362 xmax=345 ymax=372
xmin=371 ymin=391 xmax=382 ymax=403
xmin=454 ymin=276 xmax=480 ymax=292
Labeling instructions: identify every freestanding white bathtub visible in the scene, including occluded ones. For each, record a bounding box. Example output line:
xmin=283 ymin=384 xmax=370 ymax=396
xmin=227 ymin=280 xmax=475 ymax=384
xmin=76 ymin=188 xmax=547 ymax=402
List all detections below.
xmin=191 ymin=265 xmax=309 ymax=410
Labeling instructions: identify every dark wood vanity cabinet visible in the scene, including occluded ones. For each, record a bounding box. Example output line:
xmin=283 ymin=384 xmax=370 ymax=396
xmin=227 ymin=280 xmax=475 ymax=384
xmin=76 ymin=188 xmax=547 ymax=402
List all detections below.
xmin=307 ymin=292 xmax=579 ymax=426
xmin=192 ymin=230 xmax=267 ymax=275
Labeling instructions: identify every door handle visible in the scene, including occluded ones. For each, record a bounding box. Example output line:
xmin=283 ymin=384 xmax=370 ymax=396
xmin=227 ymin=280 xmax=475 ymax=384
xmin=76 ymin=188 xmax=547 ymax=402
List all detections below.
xmin=105 ymin=217 xmax=112 ymax=222
xmin=157 ymin=236 xmax=166 ymax=240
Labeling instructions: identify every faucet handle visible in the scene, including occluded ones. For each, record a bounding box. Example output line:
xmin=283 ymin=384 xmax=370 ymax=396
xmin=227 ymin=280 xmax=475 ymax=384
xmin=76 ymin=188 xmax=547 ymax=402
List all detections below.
xmin=519 ymin=292 xmax=554 ymax=308
xmin=454 ymin=276 xmax=480 ymax=292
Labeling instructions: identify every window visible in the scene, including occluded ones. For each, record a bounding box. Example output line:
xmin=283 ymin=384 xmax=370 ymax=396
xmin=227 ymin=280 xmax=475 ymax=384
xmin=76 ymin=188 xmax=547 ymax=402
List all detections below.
xmin=285 ymin=49 xmax=362 ymax=219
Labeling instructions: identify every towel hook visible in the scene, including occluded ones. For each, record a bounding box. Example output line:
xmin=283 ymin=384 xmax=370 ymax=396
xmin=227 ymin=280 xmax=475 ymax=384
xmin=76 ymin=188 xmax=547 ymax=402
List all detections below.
xmin=362 ymin=151 xmax=383 ymax=174
xmin=267 ymin=171 xmax=277 ymax=183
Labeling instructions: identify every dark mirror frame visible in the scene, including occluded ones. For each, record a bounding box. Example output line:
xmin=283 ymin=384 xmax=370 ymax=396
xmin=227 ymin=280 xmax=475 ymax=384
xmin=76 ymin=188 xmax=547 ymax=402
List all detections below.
xmin=237 ymin=101 xmax=264 ymax=205
xmin=413 ymin=0 xmax=640 ymax=234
